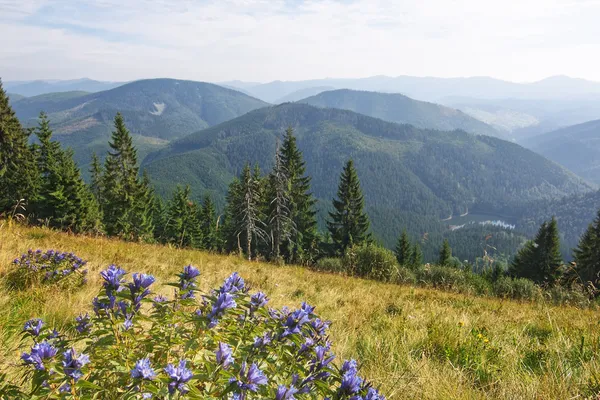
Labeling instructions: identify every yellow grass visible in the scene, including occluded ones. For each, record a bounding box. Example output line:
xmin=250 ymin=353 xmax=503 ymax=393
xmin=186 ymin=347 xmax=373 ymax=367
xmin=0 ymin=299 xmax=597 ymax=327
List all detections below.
xmin=1 ymin=222 xmax=600 ymax=399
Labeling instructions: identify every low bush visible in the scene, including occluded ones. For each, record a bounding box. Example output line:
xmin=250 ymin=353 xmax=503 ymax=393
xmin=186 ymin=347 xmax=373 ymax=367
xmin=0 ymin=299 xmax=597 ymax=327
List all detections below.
xmin=315 ymin=257 xmax=345 ymax=274
xmin=344 ymin=244 xmax=398 ymax=282
xmin=6 ymin=249 xmax=88 ymax=290
xmin=5 ymin=264 xmax=386 ymax=399
xmin=416 ymin=265 xmax=466 ymax=290
xmin=493 ymin=276 xmax=542 ymax=301
xmin=394 ymin=266 xmax=417 ymax=285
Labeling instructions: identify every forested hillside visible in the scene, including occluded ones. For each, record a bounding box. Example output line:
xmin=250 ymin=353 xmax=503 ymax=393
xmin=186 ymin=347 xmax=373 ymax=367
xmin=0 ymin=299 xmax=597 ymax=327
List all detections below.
xmin=298 ymin=89 xmax=502 ymax=137
xmin=10 ymin=79 xmax=269 ymax=168
xmin=143 ymin=103 xmax=592 ymax=249
xmin=521 ymin=119 xmax=600 ymax=184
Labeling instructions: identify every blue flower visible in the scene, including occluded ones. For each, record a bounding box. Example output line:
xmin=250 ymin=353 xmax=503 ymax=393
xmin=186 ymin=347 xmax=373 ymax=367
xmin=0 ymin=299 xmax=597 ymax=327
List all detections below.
xmin=75 ymin=313 xmax=92 ymax=334
xmin=233 ymin=362 xmax=268 ymax=392
xmin=282 ymin=308 xmax=311 ymax=337
xmin=129 ymin=273 xmax=155 ymax=293
xmin=59 ymin=384 xmax=71 ymax=393
xmin=164 ymin=360 xmax=193 ymax=394
xmin=310 ymin=318 xmax=331 ymax=338
xmin=338 ymin=359 xmax=363 ymax=396
xmin=276 ymin=384 xmax=299 ymax=400
xmin=100 ymin=265 xmax=126 ymax=293
xmin=21 ymin=341 xmax=57 ymax=371
xmin=208 ymin=292 xmax=237 ymax=325
xmin=23 ymin=318 xmax=43 ymax=337
xmin=131 ymin=358 xmax=156 ymax=380
xmin=253 ymin=332 xmax=272 ymax=349
xmin=365 ymin=387 xmax=386 ymax=400
xmin=250 ymin=292 xmax=269 ymax=310
xmin=219 ymin=272 xmax=246 ymax=295
xmin=123 ymin=315 xmax=134 ymax=330
xmin=62 ymin=348 xmax=90 ymax=381
xmin=216 ymin=342 xmax=234 ymax=369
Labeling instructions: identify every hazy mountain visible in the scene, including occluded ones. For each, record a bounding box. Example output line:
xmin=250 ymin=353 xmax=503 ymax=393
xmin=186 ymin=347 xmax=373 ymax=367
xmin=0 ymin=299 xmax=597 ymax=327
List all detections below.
xmin=520 ymin=119 xmax=600 ymax=184
xmin=297 ymin=89 xmax=502 ymax=137
xmin=443 ymin=96 xmax=600 ymax=139
xmin=6 ymin=92 xmax=26 ymax=102
xmin=225 ymin=75 xmax=600 ymax=103
xmin=275 ymin=86 xmax=336 ymax=103
xmin=3 ymin=78 xmax=125 ymax=97
xmin=143 ymin=103 xmax=592 ymax=248
xmin=11 ymin=78 xmax=269 ymax=169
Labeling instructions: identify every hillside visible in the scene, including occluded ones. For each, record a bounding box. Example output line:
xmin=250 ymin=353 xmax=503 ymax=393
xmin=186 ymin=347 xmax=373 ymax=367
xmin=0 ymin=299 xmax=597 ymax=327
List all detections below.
xmin=520 ymin=119 xmax=600 ymax=184
xmin=275 ymin=86 xmax=336 ymax=103
xmin=298 ymin=89 xmax=501 ymax=137
xmin=143 ymin=103 xmax=592 ymax=249
xmin=3 ymin=78 xmax=125 ymax=97
xmin=2 ymin=223 xmax=599 ymax=399
xmin=11 ymin=79 xmax=269 ymax=168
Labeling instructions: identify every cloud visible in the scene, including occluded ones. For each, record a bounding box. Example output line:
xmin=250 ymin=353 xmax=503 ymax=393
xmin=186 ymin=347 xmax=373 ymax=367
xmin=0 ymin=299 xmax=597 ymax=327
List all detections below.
xmin=1 ymin=0 xmax=599 ymax=82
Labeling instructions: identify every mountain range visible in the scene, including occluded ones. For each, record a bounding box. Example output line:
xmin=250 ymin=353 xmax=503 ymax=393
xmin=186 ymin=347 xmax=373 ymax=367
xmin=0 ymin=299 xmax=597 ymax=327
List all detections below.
xmin=142 ymin=102 xmax=592 ymax=248
xmin=520 ymin=119 xmax=600 ymax=184
xmin=9 ymin=79 xmax=268 ymax=169
xmin=297 ymin=89 xmax=502 ymax=137
xmin=4 ymin=78 xmax=125 ymax=97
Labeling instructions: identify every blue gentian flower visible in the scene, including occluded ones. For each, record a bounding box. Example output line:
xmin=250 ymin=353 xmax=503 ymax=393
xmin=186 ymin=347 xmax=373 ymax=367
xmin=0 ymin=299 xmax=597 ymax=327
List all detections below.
xmin=164 ymin=360 xmax=193 ymax=394
xmin=219 ymin=272 xmax=246 ymax=295
xmin=100 ymin=265 xmax=126 ymax=293
xmin=365 ymin=387 xmax=386 ymax=399
xmin=59 ymin=384 xmax=71 ymax=393
xmin=62 ymin=348 xmax=90 ymax=381
xmin=233 ymin=362 xmax=268 ymax=392
xmin=250 ymin=292 xmax=269 ymax=310
xmin=75 ymin=313 xmax=92 ymax=334
xmin=216 ymin=342 xmax=234 ymax=369
xmin=282 ymin=308 xmax=311 ymax=337
xmin=23 ymin=318 xmax=43 ymax=337
xmin=21 ymin=341 xmax=57 ymax=371
xmin=276 ymin=384 xmax=299 ymax=400
xmin=253 ymin=332 xmax=273 ymax=349
xmin=208 ymin=292 xmax=237 ymax=325
xmin=131 ymin=358 xmax=156 ymax=380
xmin=338 ymin=359 xmax=363 ymax=396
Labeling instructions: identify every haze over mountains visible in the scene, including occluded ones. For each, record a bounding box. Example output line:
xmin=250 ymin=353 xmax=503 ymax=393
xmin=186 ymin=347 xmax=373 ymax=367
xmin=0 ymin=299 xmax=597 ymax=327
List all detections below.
xmin=4 ymin=78 xmax=125 ymax=97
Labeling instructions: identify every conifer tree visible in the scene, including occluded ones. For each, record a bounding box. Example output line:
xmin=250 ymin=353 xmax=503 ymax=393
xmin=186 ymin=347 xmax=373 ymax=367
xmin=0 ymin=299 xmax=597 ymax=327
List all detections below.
xmin=279 ymin=128 xmax=318 ymax=264
xmin=395 ymin=230 xmax=413 ymax=266
xmin=571 ymin=210 xmax=600 ymax=288
xmin=327 ymin=159 xmax=371 ymax=255
xmin=89 ymin=152 xmax=103 ymax=203
xmin=199 ymin=195 xmax=218 ymax=250
xmin=438 ymin=239 xmax=452 ymax=267
xmin=510 ymin=217 xmax=563 ymax=285
xmin=164 ymin=185 xmax=202 ymax=248
xmin=411 ymin=243 xmax=423 ymax=268
xmin=266 ymin=143 xmax=294 ymax=261
xmin=31 ymin=113 xmax=100 ymax=232
xmin=101 ymin=113 xmax=154 ymax=241
xmin=0 ymin=81 xmax=38 ymax=214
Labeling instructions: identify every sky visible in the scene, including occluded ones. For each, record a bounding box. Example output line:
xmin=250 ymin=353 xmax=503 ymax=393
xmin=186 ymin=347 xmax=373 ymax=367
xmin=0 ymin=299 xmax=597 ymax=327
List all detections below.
xmin=1 ymin=0 xmax=599 ymax=83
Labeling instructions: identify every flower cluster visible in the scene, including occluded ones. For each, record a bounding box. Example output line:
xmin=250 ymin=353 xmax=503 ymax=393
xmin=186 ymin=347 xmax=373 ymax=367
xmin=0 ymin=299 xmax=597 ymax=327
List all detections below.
xmin=11 ymin=264 xmax=385 ymax=399
xmin=10 ymin=249 xmax=88 ymax=289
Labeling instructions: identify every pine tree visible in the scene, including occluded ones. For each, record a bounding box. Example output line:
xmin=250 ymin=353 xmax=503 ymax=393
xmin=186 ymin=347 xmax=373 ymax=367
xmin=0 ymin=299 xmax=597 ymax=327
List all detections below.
xmin=438 ymin=239 xmax=452 ymax=267
xmin=164 ymin=186 xmax=202 ymax=248
xmin=101 ymin=113 xmax=154 ymax=241
xmin=411 ymin=243 xmax=423 ymax=268
xmin=31 ymin=113 xmax=100 ymax=232
xmin=266 ymin=142 xmax=294 ymax=261
xmin=0 ymin=80 xmax=38 ymax=214
xmin=199 ymin=195 xmax=218 ymax=250
xmin=279 ymin=128 xmax=318 ymax=264
xmin=511 ymin=217 xmax=563 ymax=285
xmin=223 ymin=164 xmax=268 ymax=260
xmin=395 ymin=230 xmax=413 ymax=266
xmin=327 ymin=159 xmax=371 ymax=255
xmin=89 ymin=152 xmax=103 ymax=203
xmin=571 ymin=210 xmax=600 ymax=288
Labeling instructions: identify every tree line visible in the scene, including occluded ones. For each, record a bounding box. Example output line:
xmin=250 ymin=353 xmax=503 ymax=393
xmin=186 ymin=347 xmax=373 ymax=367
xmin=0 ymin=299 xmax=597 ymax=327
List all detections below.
xmin=2 ymin=81 xmax=600 ymax=293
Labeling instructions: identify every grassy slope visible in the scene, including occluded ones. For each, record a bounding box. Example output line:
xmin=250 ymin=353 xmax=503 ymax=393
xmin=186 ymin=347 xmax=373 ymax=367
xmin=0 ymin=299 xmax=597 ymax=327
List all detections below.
xmin=1 ymin=223 xmax=600 ymax=399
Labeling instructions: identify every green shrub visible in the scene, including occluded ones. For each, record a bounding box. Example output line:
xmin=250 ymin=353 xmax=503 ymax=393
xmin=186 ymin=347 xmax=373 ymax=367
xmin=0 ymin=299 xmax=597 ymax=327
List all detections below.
xmin=545 ymin=284 xmax=591 ymax=307
xmin=344 ymin=244 xmax=398 ymax=282
xmin=461 ymin=271 xmax=493 ymax=296
xmin=314 ymin=257 xmax=345 ymax=274
xmin=395 ymin=266 xmax=417 ymax=285
xmin=493 ymin=276 xmax=541 ymax=301
xmin=416 ymin=265 xmax=466 ymax=290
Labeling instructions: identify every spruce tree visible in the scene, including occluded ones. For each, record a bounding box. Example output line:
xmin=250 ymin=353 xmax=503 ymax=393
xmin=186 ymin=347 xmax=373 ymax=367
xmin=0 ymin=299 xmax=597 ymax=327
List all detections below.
xmin=327 ymin=159 xmax=371 ymax=255
xmin=511 ymin=217 xmax=563 ymax=285
xmin=439 ymin=239 xmax=452 ymax=267
xmin=89 ymin=152 xmax=103 ymax=203
xmin=411 ymin=243 xmax=423 ymax=268
xmin=279 ymin=128 xmax=318 ymax=264
xmin=266 ymin=143 xmax=294 ymax=261
xmin=199 ymin=195 xmax=218 ymax=250
xmin=164 ymin=186 xmax=202 ymax=248
xmin=572 ymin=210 xmax=600 ymax=288
xmin=0 ymin=81 xmax=38 ymax=214
xmin=101 ymin=113 xmax=154 ymax=241
xmin=395 ymin=230 xmax=413 ymax=266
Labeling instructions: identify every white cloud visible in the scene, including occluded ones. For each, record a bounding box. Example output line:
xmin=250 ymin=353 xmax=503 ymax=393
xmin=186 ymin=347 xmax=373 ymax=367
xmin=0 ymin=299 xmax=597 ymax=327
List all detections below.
xmin=1 ymin=0 xmax=599 ymax=82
